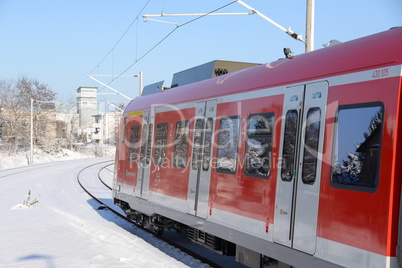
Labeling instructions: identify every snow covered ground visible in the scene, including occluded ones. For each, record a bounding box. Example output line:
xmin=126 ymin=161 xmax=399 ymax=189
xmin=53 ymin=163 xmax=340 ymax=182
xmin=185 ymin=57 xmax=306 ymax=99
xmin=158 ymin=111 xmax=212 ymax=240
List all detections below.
xmin=0 ymin=150 xmax=210 ymax=267
xmin=0 ymin=145 xmax=116 ymax=171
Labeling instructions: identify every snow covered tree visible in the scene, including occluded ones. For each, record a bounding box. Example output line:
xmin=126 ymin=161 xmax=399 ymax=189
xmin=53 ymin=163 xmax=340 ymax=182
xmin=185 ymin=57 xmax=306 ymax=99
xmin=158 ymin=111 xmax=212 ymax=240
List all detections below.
xmin=333 ymin=107 xmax=383 ymax=186
xmin=364 ymin=108 xmax=382 ymax=139
xmin=333 ymin=150 xmax=363 ymax=185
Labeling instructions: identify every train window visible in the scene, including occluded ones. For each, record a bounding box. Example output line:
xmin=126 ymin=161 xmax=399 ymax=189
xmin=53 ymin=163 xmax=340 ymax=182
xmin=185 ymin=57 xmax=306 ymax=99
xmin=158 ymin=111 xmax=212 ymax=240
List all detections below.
xmin=145 ymin=124 xmax=153 ymax=165
xmin=301 ymin=107 xmax=321 ymax=185
xmin=154 ymin=123 xmax=168 ymax=166
xmin=192 ymin=119 xmax=204 ymax=170
xmin=202 ymin=118 xmax=214 ymax=171
xmin=173 ymin=121 xmax=190 ymax=169
xmin=139 ymin=124 xmax=147 ymax=164
xmin=281 ymin=110 xmax=299 ymax=181
xmin=128 ymin=125 xmax=140 ymax=162
xmin=245 ymin=113 xmax=274 ymax=178
xmin=331 ymin=103 xmax=383 ymax=191
xmin=216 ymin=116 xmax=240 ymax=174
xmin=122 ymin=119 xmax=127 ymax=143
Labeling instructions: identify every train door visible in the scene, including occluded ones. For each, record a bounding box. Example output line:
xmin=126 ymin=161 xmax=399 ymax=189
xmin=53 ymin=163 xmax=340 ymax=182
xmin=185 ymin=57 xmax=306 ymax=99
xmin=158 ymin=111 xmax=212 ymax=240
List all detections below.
xmin=135 ymin=110 xmax=154 ymax=199
xmin=274 ymin=81 xmax=328 ymax=254
xmin=187 ymin=100 xmax=217 ymax=218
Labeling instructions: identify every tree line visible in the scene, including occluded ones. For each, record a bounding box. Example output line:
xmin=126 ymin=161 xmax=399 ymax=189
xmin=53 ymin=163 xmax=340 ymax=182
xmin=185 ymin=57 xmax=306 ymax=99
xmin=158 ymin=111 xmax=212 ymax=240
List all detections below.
xmin=0 ymin=76 xmax=57 ymax=155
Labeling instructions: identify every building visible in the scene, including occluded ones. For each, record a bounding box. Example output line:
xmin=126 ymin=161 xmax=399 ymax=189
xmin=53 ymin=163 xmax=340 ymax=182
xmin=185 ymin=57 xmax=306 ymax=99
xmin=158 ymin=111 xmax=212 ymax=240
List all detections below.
xmin=77 ymin=87 xmax=98 ymax=129
xmin=170 ymin=60 xmax=260 ymax=88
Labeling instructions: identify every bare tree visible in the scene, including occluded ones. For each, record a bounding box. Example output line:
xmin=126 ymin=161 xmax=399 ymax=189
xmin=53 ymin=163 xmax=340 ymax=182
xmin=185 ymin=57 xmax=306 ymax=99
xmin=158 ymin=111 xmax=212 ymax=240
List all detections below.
xmin=0 ymin=76 xmax=57 ymax=155
xmin=15 ymin=76 xmax=56 ymax=106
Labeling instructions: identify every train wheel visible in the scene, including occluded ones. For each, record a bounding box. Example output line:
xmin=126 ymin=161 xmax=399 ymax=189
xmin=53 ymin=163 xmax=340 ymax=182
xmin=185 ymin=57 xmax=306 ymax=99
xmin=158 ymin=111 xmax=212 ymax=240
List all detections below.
xmin=135 ymin=214 xmax=144 ymax=227
xmin=151 ymin=226 xmax=164 ymax=236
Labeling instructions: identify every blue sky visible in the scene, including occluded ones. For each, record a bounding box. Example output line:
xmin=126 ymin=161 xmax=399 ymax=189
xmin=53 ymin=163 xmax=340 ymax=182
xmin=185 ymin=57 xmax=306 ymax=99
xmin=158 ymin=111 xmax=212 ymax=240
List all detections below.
xmin=0 ymin=0 xmax=401 ymax=105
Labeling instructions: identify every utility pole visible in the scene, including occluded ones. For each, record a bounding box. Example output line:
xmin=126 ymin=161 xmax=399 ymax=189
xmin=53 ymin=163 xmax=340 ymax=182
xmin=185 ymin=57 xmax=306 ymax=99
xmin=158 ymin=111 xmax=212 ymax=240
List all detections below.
xmin=139 ymin=71 xmax=143 ymax=96
xmin=30 ymin=98 xmax=33 ymax=165
xmin=305 ymin=0 xmax=315 ymax=52
xmin=30 ymin=99 xmax=57 ymax=165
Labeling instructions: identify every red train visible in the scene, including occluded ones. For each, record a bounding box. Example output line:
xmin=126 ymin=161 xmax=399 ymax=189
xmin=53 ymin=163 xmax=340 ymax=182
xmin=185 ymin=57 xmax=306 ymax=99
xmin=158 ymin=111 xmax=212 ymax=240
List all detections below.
xmin=113 ymin=27 xmax=402 ymax=267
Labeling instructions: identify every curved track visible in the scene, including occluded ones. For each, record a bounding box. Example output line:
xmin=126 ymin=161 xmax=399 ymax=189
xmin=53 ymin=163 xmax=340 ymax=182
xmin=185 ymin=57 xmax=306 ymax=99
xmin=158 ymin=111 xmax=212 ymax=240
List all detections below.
xmin=77 ymin=160 xmax=229 ymax=268
xmin=1 ymin=158 xmax=219 ymax=267
xmin=0 ymin=161 xmax=73 ymax=180
xmin=98 ymin=163 xmax=114 ymax=190
xmin=76 ymin=160 xmax=116 ymax=211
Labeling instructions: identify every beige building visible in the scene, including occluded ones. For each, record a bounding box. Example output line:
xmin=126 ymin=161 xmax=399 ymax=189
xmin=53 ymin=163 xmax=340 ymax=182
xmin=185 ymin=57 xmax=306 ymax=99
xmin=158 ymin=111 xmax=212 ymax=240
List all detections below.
xmin=0 ymin=101 xmax=121 ymax=150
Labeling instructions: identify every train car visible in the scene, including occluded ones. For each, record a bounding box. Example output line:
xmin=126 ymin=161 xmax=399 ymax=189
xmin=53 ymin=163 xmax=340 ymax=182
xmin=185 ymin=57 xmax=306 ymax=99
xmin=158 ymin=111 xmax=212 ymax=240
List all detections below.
xmin=113 ymin=27 xmax=402 ymax=267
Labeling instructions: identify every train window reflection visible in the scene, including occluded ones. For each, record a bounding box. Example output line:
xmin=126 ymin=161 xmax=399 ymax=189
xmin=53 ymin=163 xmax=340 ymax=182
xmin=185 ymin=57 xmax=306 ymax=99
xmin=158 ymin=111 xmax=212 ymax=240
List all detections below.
xmin=192 ymin=119 xmax=204 ymax=170
xmin=301 ymin=107 xmax=321 ymax=185
xmin=332 ymin=103 xmax=383 ymax=190
xmin=145 ymin=124 xmax=153 ymax=165
xmin=140 ymin=124 xmax=147 ymax=164
xmin=154 ymin=123 xmax=168 ymax=166
xmin=281 ymin=110 xmax=298 ymax=181
xmin=202 ymin=118 xmax=214 ymax=171
xmin=245 ymin=113 xmax=274 ymax=178
xmin=128 ymin=125 xmax=140 ymax=162
xmin=173 ymin=121 xmax=190 ymax=169
xmin=216 ymin=116 xmax=240 ymax=174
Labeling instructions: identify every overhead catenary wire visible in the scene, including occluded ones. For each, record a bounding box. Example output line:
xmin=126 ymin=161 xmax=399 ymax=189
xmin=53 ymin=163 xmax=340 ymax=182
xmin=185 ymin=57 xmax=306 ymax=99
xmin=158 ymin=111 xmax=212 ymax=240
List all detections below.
xmin=90 ymin=1 xmax=238 ymax=94
xmin=116 ymin=1 xmax=238 ymax=80
xmin=89 ymin=0 xmax=151 ymax=75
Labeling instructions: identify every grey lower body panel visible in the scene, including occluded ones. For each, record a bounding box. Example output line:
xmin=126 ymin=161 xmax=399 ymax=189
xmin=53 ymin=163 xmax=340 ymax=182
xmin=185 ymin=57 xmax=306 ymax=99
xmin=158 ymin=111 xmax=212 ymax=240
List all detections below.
xmin=114 ymin=191 xmax=342 ymax=268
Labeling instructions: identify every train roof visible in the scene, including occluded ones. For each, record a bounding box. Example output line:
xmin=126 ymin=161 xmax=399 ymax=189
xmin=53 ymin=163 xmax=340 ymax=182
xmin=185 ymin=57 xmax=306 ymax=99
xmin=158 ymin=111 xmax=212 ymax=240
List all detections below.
xmin=125 ymin=27 xmax=402 ymax=114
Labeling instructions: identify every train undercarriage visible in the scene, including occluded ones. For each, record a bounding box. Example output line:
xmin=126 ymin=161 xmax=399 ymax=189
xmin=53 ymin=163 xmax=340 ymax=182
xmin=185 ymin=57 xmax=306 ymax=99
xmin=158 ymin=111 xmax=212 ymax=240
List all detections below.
xmin=114 ymin=198 xmax=290 ymax=268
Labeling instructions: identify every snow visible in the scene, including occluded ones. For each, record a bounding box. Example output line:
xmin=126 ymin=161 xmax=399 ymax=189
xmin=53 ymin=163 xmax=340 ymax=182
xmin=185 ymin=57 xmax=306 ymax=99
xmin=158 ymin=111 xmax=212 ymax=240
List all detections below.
xmin=0 ymin=148 xmax=210 ymax=267
xmin=0 ymin=145 xmax=116 ymax=171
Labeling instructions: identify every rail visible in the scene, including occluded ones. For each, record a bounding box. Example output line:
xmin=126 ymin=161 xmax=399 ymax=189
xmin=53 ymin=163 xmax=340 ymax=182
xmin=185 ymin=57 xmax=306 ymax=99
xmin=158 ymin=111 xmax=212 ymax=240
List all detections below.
xmin=77 ymin=160 xmax=223 ymax=268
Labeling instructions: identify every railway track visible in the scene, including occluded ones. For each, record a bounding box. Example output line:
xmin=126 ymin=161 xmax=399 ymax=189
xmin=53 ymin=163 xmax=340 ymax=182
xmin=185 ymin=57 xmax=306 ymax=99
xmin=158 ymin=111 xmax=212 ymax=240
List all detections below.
xmin=0 ymin=160 xmax=73 ymax=180
xmin=77 ymin=160 xmax=233 ymax=268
